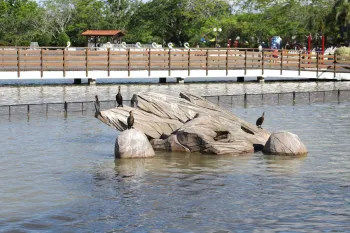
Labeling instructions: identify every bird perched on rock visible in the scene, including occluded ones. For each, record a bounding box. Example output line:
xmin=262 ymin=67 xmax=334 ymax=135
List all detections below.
xmin=131 ymin=94 xmax=138 ymax=108
xmin=116 ymin=86 xmax=123 ymax=107
xmin=94 ymin=95 xmax=100 ymax=113
xmin=127 ymin=110 xmax=134 ymax=129
xmin=256 ymin=112 xmax=264 ymax=128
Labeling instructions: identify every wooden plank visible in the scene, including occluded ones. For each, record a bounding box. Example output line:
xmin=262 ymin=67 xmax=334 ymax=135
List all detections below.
xmin=21 ymin=62 xmax=41 ymax=66
xmin=65 ymin=62 xmax=85 ymax=67
xmin=262 ymin=50 xmax=264 ymax=75
xmin=43 ymin=50 xmax=64 ymax=55
xmin=64 ymin=56 xmax=85 ymax=61
xmin=23 ymin=50 xmax=41 ymax=55
xmin=0 ymin=56 xmax=18 ymax=61
xmin=87 ymin=63 xmax=109 ymax=67
xmin=108 ymin=48 xmax=110 ymax=77
xmin=130 ymin=50 xmax=148 ymax=55
xmin=65 ymin=50 xmax=84 ymax=55
xmin=171 ymin=51 xmax=189 ymax=55
xmin=43 ymin=62 xmax=64 ymax=67
xmin=206 ymin=49 xmax=209 ymax=76
xmin=17 ymin=49 xmax=20 ymax=77
xmin=149 ymin=50 xmax=168 ymax=55
xmin=20 ymin=56 xmax=40 ymax=61
xmin=110 ymin=51 xmax=128 ymax=55
xmin=87 ymin=56 xmax=108 ymax=61
xmin=226 ymin=49 xmax=228 ymax=76
xmin=148 ymin=49 xmax=151 ymax=76
xmin=83 ymin=49 xmax=88 ymax=76
xmin=0 ymin=50 xmax=17 ymax=55
xmin=188 ymin=49 xmax=191 ymax=76
xmin=128 ymin=49 xmax=130 ymax=76
xmin=89 ymin=51 xmax=108 ymax=55
xmin=63 ymin=49 xmax=66 ymax=77
xmin=110 ymin=56 xmax=128 ymax=61
xmin=283 ymin=63 xmax=300 ymax=67
xmin=168 ymin=49 xmax=171 ymax=76
xmin=280 ymin=50 xmax=283 ymax=75
xmin=41 ymin=49 xmax=43 ymax=77
xmin=334 ymin=54 xmax=337 ymax=78
xmin=244 ymin=50 xmax=247 ymax=75
xmin=0 ymin=62 xmax=18 ymax=66
xmin=129 ymin=56 xmax=149 ymax=61
xmin=190 ymin=51 xmax=207 ymax=55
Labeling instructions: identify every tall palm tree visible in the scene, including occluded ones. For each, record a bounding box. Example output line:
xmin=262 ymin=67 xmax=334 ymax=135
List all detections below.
xmin=334 ymin=0 xmax=350 ymax=44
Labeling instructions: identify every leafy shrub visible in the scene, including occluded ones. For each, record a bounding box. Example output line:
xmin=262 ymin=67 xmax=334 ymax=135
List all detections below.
xmin=334 ymin=47 xmax=350 ymax=57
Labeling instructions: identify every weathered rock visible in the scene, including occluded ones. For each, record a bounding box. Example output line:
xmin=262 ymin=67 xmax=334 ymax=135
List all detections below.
xmin=151 ymin=135 xmax=190 ymax=153
xmin=263 ymin=131 xmax=308 ymax=156
xmin=97 ymin=92 xmax=271 ymax=155
xmin=115 ymin=129 xmax=155 ymax=158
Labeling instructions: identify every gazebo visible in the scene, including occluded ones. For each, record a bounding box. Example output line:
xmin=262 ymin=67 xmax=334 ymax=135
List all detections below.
xmin=81 ymin=30 xmax=125 ymax=47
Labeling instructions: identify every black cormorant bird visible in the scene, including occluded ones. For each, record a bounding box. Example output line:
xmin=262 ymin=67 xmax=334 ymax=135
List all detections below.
xmin=131 ymin=94 xmax=138 ymax=108
xmin=256 ymin=112 xmax=264 ymax=129
xmin=94 ymin=95 xmax=100 ymax=113
xmin=127 ymin=110 xmax=134 ymax=129
xmin=116 ymin=86 xmax=123 ymax=107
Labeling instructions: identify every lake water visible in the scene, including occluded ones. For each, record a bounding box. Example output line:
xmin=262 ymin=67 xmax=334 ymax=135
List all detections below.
xmin=0 ymin=84 xmax=349 ymax=232
xmin=1 ymin=81 xmax=350 ymax=105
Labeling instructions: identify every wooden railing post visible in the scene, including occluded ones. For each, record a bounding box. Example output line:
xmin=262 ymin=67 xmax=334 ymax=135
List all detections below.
xmin=261 ymin=50 xmax=264 ymax=75
xmin=244 ymin=49 xmax=247 ymax=75
xmin=206 ymin=49 xmax=209 ymax=76
xmin=17 ymin=48 xmax=20 ymax=78
xmin=226 ymin=49 xmax=229 ymax=76
xmin=298 ymin=52 xmax=301 ymax=76
xmin=334 ymin=53 xmax=337 ymax=78
xmin=148 ymin=48 xmax=151 ymax=76
xmin=107 ymin=48 xmax=110 ymax=77
xmin=280 ymin=50 xmax=283 ymax=75
xmin=40 ymin=48 xmax=43 ymax=78
xmin=316 ymin=52 xmax=319 ymax=78
xmin=168 ymin=49 xmax=171 ymax=76
xmin=63 ymin=49 xmax=66 ymax=77
xmin=128 ymin=48 xmax=131 ymax=77
xmin=188 ymin=49 xmax=191 ymax=76
xmin=85 ymin=48 xmax=88 ymax=77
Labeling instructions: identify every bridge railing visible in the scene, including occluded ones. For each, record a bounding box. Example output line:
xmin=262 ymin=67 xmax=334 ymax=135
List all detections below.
xmin=0 ymin=47 xmax=348 ymax=78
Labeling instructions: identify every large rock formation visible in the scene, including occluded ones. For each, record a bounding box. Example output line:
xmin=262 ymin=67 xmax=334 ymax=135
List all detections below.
xmin=97 ymin=92 xmax=271 ymax=156
xmin=263 ymin=131 xmax=308 ymax=156
xmin=115 ymin=129 xmax=155 ymax=158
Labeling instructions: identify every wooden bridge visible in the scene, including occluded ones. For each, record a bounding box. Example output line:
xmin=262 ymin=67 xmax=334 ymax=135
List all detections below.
xmin=0 ymin=47 xmax=349 ymax=83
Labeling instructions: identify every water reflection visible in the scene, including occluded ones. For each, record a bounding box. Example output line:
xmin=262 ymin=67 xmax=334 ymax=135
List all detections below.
xmin=263 ymin=154 xmax=307 ymax=175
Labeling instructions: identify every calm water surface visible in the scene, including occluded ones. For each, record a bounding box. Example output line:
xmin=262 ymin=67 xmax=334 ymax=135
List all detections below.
xmin=0 ymin=99 xmax=349 ymax=232
xmin=1 ymin=81 xmax=350 ymax=105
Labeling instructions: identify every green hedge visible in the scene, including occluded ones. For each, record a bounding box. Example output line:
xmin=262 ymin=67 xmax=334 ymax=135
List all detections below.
xmin=334 ymin=47 xmax=350 ymax=57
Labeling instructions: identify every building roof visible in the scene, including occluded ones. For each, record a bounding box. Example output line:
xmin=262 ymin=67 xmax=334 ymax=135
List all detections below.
xmin=81 ymin=30 xmax=125 ymax=37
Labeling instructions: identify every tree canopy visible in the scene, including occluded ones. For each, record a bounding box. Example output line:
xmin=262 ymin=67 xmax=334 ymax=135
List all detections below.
xmin=0 ymin=0 xmax=347 ymax=47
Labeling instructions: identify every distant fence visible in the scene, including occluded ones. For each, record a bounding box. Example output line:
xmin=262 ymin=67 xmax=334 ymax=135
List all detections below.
xmin=0 ymin=47 xmax=348 ymax=78
xmin=1 ymin=90 xmax=349 ymax=117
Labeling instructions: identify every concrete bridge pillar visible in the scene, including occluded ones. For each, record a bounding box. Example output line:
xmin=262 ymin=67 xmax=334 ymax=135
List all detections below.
xmin=88 ymin=78 xmax=96 ymax=85
xmin=237 ymin=77 xmax=244 ymax=82
xmin=159 ymin=78 xmax=167 ymax=83
xmin=73 ymin=78 xmax=82 ymax=84
xmin=257 ymin=76 xmax=265 ymax=82
xmin=176 ymin=77 xmax=185 ymax=84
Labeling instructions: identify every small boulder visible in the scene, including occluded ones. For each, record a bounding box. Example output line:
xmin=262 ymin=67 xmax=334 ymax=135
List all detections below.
xmin=263 ymin=131 xmax=308 ymax=156
xmin=115 ymin=129 xmax=155 ymax=158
